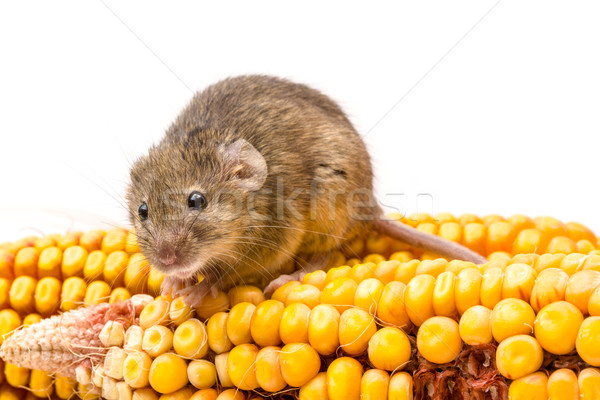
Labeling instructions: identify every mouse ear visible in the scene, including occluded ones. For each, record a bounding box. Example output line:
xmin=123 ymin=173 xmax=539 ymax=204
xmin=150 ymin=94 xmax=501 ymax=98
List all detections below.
xmin=219 ymin=139 xmax=267 ymax=191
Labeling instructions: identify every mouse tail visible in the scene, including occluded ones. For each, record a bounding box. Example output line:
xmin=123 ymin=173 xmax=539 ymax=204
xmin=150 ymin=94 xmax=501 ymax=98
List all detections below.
xmin=375 ymin=217 xmax=488 ymax=264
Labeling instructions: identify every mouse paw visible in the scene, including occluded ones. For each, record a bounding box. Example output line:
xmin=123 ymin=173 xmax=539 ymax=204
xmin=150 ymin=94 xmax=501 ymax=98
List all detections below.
xmin=161 ymin=276 xmax=191 ymax=297
xmin=177 ymin=282 xmax=218 ymax=307
xmin=264 ymin=270 xmax=306 ymax=297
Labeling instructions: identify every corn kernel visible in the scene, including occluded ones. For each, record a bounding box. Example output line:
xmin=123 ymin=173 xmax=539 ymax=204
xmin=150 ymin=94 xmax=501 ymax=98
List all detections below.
xmin=5 ymin=363 xmax=30 ymax=387
xmin=501 ymin=263 xmax=536 ymax=302
xmin=140 ymin=298 xmax=170 ymax=329
xmin=102 ymin=228 xmax=128 ymax=253
xmin=431 ymin=271 xmax=457 ymax=317
xmin=374 ymin=260 xmax=400 ymax=284
xmin=189 ymin=389 xmax=218 ymax=400
xmin=37 ymin=246 xmax=62 ymax=279
xmin=99 ymin=320 xmax=125 ymax=347
xmin=535 ymin=301 xmax=583 ymax=355
xmin=224 ymin=285 xmax=263 ymax=307
xmin=388 ymin=371 xmax=413 ymax=400
xmin=279 ymin=303 xmax=310 ymax=344
xmin=377 ymin=281 xmax=410 ymax=328
xmin=215 ymin=389 xmax=245 ymax=400
xmin=480 ymin=267 xmax=503 ymax=309
xmin=491 ymin=298 xmax=535 ymax=342
xmin=33 ymin=276 xmax=61 ymax=316
xmin=368 ymin=326 xmax=411 ymax=371
xmin=124 ymin=253 xmax=149 ymax=295
xmin=530 ymin=268 xmax=569 ymax=312
xmin=488 ymin=251 xmax=511 ymax=261
xmin=511 ymin=253 xmax=539 ymax=266
xmin=513 ymin=229 xmax=546 ymax=255
xmin=455 ymin=267 xmax=482 ymax=315
xmin=133 ymin=388 xmax=160 ymax=400
xmin=0 ymin=309 xmax=21 ymax=344
xmin=61 ymin=245 xmax=87 ymax=278
xmin=285 ymin=284 xmax=321 ymax=309
xmin=84 ymin=280 xmax=111 ymax=306
xmin=149 ymin=353 xmax=189 ymax=394
xmin=103 ymin=251 xmax=129 ymax=287
xmin=302 ymin=269 xmax=327 ymax=290
xmin=483 ymin=214 xmax=505 ymax=226
xmin=404 ymin=274 xmax=436 ymax=326
xmin=226 ymin=302 xmax=256 ymax=346
xmin=227 ymin=343 xmax=259 ymax=390
xmin=254 ymin=346 xmax=285 ymax=392
xmin=547 ymin=236 xmax=577 ymax=254
xmin=547 ymin=368 xmax=579 ymax=400
xmin=169 ymin=296 xmax=194 ymax=325
xmin=353 ymin=278 xmax=384 ymax=314
xmin=14 ymin=247 xmax=39 ymax=277
xmin=206 ymin=312 xmax=233 ymax=354
xmin=22 ymin=313 xmax=41 ymax=326
xmin=388 ymin=251 xmax=414 ymax=263
xmin=508 ymin=371 xmax=548 ymax=400
xmin=83 ymin=250 xmax=107 ymax=282
xmin=279 ymin=342 xmax=321 ymax=387
xmin=462 ymin=222 xmax=486 ymax=255
xmin=109 ymin=287 xmax=131 ymax=303
xmin=360 ymin=369 xmax=389 ymax=400
xmin=507 ymin=214 xmax=534 ymax=232
xmin=414 ymin=258 xmax=446 ymax=279
xmin=249 ymin=299 xmax=284 ymax=347
xmin=271 ymin=280 xmax=301 ymax=303
xmin=125 ymin=231 xmax=141 ymax=253
xmin=28 ymin=369 xmax=53 ymax=397
xmin=123 ymin=350 xmax=152 ymax=388
xmin=486 ymin=221 xmax=517 ymax=254
xmin=54 ymin=374 xmax=76 ymax=399
xmin=327 ymin=357 xmax=362 ymax=400
xmin=9 ymin=276 xmax=37 ymax=314
xmin=565 ymin=270 xmax=600 ymax=314
xmin=459 ymin=305 xmax=492 ymax=345
xmin=299 ymin=372 xmax=327 ymax=400
xmin=57 ymin=231 xmax=82 ymax=250
xmin=187 ymin=360 xmax=217 ymax=390
xmin=319 ymin=277 xmax=357 ymax=314
xmin=173 ymin=318 xmax=209 ymax=359
xmin=308 ymin=304 xmax=340 ymax=356
xmin=115 ymin=381 xmax=132 ymax=400
xmin=394 ymin=259 xmax=419 ymax=284
xmin=578 ymin=368 xmax=600 ymax=400
xmin=60 ymin=276 xmax=87 ymax=311
xmin=576 ymin=316 xmax=600 ymax=366
xmin=214 ymin=352 xmax=233 ymax=388
xmin=496 ymin=335 xmax=543 ymax=379
xmin=445 ymin=259 xmax=476 ymax=274
xmin=363 ymin=254 xmax=386 ymax=265
xmin=559 ymin=253 xmax=587 ymax=275
xmin=79 ymin=230 xmax=105 ymax=252
xmin=338 ymin=308 xmax=377 ymax=356
xmin=142 ymin=325 xmax=173 ymax=357
xmin=104 ymin=346 xmax=126 ymax=380
xmin=417 ymin=316 xmax=462 ymax=364
xmin=577 ymin=239 xmax=596 ymax=254
xmin=0 ymin=249 xmax=15 ymax=280
xmin=439 ymin=221 xmax=462 ymax=244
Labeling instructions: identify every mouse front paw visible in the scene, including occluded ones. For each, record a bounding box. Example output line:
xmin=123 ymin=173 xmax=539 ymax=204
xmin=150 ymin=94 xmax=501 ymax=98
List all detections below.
xmin=177 ymin=281 xmax=219 ymax=307
xmin=160 ymin=276 xmax=191 ymax=297
xmin=263 ymin=270 xmax=306 ymax=297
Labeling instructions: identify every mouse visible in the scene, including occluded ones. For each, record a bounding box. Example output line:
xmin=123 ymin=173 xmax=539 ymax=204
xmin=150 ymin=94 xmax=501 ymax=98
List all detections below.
xmin=126 ymin=75 xmax=487 ymax=305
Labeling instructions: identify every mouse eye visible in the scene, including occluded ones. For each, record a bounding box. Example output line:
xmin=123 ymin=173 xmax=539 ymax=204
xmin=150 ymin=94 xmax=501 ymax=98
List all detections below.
xmin=138 ymin=203 xmax=148 ymax=221
xmin=188 ymin=191 xmax=207 ymax=210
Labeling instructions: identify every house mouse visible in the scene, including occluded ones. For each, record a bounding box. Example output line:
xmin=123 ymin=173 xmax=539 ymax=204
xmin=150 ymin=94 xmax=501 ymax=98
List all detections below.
xmin=126 ymin=75 xmax=487 ymax=304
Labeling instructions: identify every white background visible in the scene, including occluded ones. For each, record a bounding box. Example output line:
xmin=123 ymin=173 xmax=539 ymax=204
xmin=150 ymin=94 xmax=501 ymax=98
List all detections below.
xmin=1 ymin=1 xmax=599 ymax=242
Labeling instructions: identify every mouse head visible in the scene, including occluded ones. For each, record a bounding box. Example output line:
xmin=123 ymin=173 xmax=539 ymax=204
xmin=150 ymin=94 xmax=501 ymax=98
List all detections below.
xmin=126 ymin=131 xmax=268 ymax=280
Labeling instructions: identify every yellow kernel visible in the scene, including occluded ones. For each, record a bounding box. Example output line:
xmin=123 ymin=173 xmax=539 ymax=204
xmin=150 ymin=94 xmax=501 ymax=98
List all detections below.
xmin=439 ymin=222 xmax=462 ymax=243
xmin=207 ymin=312 xmax=233 ymax=354
xmin=547 ymin=368 xmax=579 ymax=400
xmin=280 ymin=342 xmax=321 ymax=387
xmin=394 ymin=259 xmax=419 ymax=284
xmin=83 ymin=250 xmax=107 ymax=282
xmin=377 ymin=281 xmax=410 ymax=328
xmin=227 ymin=343 xmax=259 ymax=390
xmin=149 ymin=353 xmax=189 ymax=394
xmin=228 ymin=285 xmax=265 ymax=307
xmin=271 ymin=280 xmax=301 ymax=303
xmin=14 ymin=246 xmax=39 ymax=277
xmin=54 ymin=374 xmax=76 ymax=399
xmin=60 ymin=276 xmax=87 ymax=311
xmin=22 ymin=313 xmax=41 ymax=326
xmin=299 ymin=372 xmax=327 ymax=400
xmin=354 ymin=278 xmax=384 ymax=314
xmin=511 ymin=253 xmax=539 ymax=266
xmin=103 ymin=250 xmax=129 ymax=287
xmin=486 ymin=221 xmax=517 ymax=254
xmin=302 ymin=270 xmax=327 ymax=290
xmin=363 ymin=254 xmax=386 ymax=265
xmin=250 ymin=299 xmax=284 ymax=347
xmin=366 ymin=234 xmax=390 ymax=255
xmin=109 ymin=287 xmax=131 ymax=303
xmin=9 ymin=276 xmax=37 ymax=314
xmin=432 ymin=271 xmax=457 ymax=317
xmin=319 ymin=277 xmax=358 ymax=314
xmin=189 ymin=389 xmax=218 ymax=400
xmin=79 ymin=229 xmax=105 ymax=252
xmin=173 ymin=318 xmax=209 ymax=359
xmin=513 ymin=229 xmax=547 ymax=255
xmin=459 ymin=305 xmax=493 ymax=345
xmin=338 ymin=308 xmax=377 ymax=356
xmin=285 ymin=284 xmax=321 ymax=309
xmin=102 ymin=228 xmax=128 ymax=253
xmin=534 ymin=254 xmax=566 ymax=275
xmin=169 ymin=296 xmax=194 ymax=325
xmin=560 ymin=253 xmax=588 ymax=275
xmin=125 ymin=231 xmax=141 ymax=253
xmin=417 ymin=316 xmax=462 ymax=364
xmin=454 ymin=267 xmax=482 ymax=315
xmin=0 ymin=310 xmax=21 ymax=344
xmin=578 ymin=368 xmax=600 ymax=400
xmin=124 ymin=253 xmax=149 ymax=295
xmin=215 ymin=389 xmax=244 ymax=400
xmin=160 ymin=387 xmax=194 ymax=400
xmin=279 ymin=302 xmax=310 ymax=344
xmin=508 ymin=371 xmax=548 ymax=400
xmin=501 ymin=263 xmax=536 ymax=302
xmin=255 ymin=346 xmax=285 ymax=392
xmin=576 ymin=316 xmax=600 ymax=366
xmin=348 ymin=263 xmax=376 ymax=284
xmin=374 ymin=260 xmax=400 ymax=284
xmin=308 ymin=303 xmax=340 ymax=356
xmin=327 ymin=357 xmax=362 ymax=400
xmin=0 ymin=249 xmax=15 ymax=280
xmin=226 ymin=302 xmax=256 ymax=345
xmin=34 ymin=276 xmax=61 ymax=316
xmin=34 ymin=234 xmax=57 ymax=251
xmin=104 ymin=346 xmax=126 ymax=380
xmin=57 ymin=231 xmax=82 ymax=250
xmin=547 ymin=236 xmax=578 ymax=254
xmin=142 ymin=325 xmax=173 ymax=357
xmin=488 ymin=251 xmax=512 ymax=261
xmin=566 ymin=221 xmax=597 ymax=243
xmin=480 ymin=267 xmax=503 ymax=309
xmin=360 ymin=369 xmax=390 ymax=400
xmin=462 ymin=222 xmax=486 ymax=255
xmin=139 ymin=298 xmax=170 ymax=329
xmin=124 ymin=325 xmax=144 ymax=352
xmin=577 ymin=240 xmax=596 ymax=254
xmin=147 ymin=267 xmax=166 ymax=298
xmin=123 ymin=350 xmax=152 ymax=388
xmin=195 ymin=290 xmax=229 ymax=320
xmin=0 ymin=278 xmax=11 ymax=310
xmin=37 ymin=246 xmax=62 ymax=279
xmin=530 ymin=268 xmax=569 ymax=312
xmin=416 ymin=258 xmax=448 ymax=279
xmin=507 ymin=214 xmax=535 ymax=232
xmin=187 ymin=360 xmax=217 ymax=389
xmin=388 ymin=371 xmax=413 ymax=400
xmin=496 ymin=335 xmax=543 ymax=380
xmin=404 ymin=274 xmax=436 ymax=326
xmin=368 ymin=326 xmax=411 ymax=371
xmin=565 ymin=270 xmax=600 ymax=314
xmin=491 ymin=298 xmax=535 ymax=342
xmin=84 ymin=280 xmax=111 ymax=306
xmin=5 ymin=363 xmax=30 ymax=387
xmin=388 ymin=251 xmax=415 ymax=263
xmin=535 ymin=301 xmax=583 ymax=355
xmin=61 ymin=245 xmax=87 ymax=279
xmin=445 ymin=259 xmax=476 ymax=274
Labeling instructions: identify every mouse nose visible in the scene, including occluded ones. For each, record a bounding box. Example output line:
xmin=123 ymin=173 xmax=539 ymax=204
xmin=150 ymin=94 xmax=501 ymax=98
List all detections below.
xmin=158 ymin=245 xmax=177 ymax=266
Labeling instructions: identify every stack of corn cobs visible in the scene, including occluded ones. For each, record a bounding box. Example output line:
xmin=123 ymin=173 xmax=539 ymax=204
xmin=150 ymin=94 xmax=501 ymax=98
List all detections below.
xmin=0 ymin=214 xmax=599 ymax=399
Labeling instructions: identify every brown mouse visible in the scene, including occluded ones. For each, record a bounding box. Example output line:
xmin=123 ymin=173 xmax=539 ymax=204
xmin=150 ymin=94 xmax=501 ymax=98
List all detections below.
xmin=126 ymin=75 xmax=486 ymax=304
